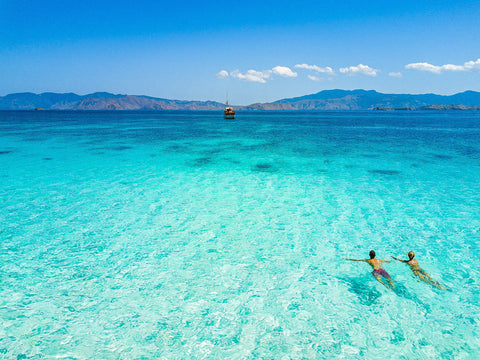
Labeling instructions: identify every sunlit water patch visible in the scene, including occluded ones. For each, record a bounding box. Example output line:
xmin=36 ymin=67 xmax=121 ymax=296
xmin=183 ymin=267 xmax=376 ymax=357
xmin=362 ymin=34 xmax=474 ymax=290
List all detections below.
xmin=0 ymin=110 xmax=479 ymax=359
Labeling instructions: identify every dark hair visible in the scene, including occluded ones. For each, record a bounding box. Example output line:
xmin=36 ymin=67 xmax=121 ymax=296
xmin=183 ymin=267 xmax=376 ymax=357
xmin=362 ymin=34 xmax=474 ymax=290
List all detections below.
xmin=369 ymin=250 xmax=376 ymax=259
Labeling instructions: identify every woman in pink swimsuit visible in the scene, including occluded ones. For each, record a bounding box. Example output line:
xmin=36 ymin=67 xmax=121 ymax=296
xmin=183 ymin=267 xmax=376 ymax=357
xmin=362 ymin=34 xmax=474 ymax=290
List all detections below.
xmin=345 ymin=250 xmax=395 ymax=290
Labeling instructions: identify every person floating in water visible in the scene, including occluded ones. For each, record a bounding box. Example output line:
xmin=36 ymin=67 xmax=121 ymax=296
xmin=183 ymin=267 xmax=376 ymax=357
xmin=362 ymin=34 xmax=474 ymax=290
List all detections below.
xmin=345 ymin=250 xmax=395 ymax=290
xmin=392 ymin=251 xmax=446 ymax=290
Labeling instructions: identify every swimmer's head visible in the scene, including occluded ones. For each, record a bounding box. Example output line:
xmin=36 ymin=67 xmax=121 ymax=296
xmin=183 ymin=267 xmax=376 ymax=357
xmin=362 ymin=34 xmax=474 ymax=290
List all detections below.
xmin=369 ymin=250 xmax=376 ymax=259
xmin=407 ymin=251 xmax=415 ymax=260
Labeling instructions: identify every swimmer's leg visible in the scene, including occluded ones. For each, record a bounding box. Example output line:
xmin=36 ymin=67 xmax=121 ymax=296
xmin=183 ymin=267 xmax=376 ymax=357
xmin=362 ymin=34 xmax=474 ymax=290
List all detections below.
xmin=373 ymin=273 xmax=391 ymax=290
xmin=425 ymin=278 xmax=446 ymax=290
xmin=415 ymin=270 xmax=445 ymax=290
xmin=415 ymin=270 xmax=432 ymax=282
xmin=432 ymin=281 xmax=446 ymax=290
xmin=386 ymin=276 xmax=395 ymax=289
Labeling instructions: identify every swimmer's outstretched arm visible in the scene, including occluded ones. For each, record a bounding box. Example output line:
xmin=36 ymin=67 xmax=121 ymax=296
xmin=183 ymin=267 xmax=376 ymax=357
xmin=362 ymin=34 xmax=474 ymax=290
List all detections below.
xmin=391 ymin=256 xmax=408 ymax=263
xmin=343 ymin=258 xmax=366 ymax=262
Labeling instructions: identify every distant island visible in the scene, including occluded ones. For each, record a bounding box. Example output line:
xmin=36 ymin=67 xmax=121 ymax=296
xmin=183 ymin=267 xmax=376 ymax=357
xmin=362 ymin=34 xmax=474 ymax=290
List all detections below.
xmin=419 ymin=104 xmax=480 ymax=111
xmin=0 ymin=92 xmax=225 ymax=111
xmin=373 ymin=104 xmax=480 ymax=111
xmin=1 ymin=89 xmax=480 ymax=111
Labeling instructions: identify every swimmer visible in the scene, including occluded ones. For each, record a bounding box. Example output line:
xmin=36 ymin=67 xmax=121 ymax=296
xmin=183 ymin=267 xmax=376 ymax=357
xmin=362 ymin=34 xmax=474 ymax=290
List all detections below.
xmin=345 ymin=250 xmax=395 ymax=290
xmin=392 ymin=251 xmax=446 ymax=290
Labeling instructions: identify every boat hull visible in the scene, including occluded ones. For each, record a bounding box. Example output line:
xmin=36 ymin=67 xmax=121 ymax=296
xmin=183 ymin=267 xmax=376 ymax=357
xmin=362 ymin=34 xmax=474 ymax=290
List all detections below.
xmin=224 ymin=104 xmax=235 ymax=119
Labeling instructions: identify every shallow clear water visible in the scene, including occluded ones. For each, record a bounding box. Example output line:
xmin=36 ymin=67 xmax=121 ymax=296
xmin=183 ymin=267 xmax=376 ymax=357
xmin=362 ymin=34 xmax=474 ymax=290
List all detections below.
xmin=1 ymin=110 xmax=479 ymax=359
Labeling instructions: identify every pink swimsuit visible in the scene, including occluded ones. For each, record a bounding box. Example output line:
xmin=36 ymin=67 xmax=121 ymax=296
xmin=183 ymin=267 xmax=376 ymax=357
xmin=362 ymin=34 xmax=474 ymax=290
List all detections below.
xmin=373 ymin=268 xmax=391 ymax=279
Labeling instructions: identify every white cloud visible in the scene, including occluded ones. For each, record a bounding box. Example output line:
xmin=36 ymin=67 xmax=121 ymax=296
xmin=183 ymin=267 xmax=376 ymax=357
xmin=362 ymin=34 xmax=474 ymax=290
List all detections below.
xmin=230 ymin=69 xmax=272 ymax=83
xmin=464 ymin=58 xmax=480 ymax=70
xmin=405 ymin=63 xmax=443 ymax=74
xmin=405 ymin=58 xmax=480 ymax=74
xmin=308 ymin=75 xmax=322 ymax=81
xmin=388 ymin=72 xmax=403 ymax=78
xmin=295 ymin=63 xmax=335 ymax=75
xmin=216 ymin=70 xmax=229 ymax=79
xmin=225 ymin=65 xmax=298 ymax=83
xmin=339 ymin=64 xmax=379 ymax=76
xmin=272 ymin=66 xmax=297 ymax=77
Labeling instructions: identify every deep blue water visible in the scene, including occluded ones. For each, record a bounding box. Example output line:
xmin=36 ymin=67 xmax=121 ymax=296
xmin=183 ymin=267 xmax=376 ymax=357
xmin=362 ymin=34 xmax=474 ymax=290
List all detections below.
xmin=1 ymin=110 xmax=479 ymax=358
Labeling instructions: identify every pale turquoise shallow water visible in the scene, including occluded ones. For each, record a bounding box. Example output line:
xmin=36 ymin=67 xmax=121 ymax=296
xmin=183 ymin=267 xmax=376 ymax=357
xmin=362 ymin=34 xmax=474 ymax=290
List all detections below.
xmin=0 ymin=110 xmax=479 ymax=359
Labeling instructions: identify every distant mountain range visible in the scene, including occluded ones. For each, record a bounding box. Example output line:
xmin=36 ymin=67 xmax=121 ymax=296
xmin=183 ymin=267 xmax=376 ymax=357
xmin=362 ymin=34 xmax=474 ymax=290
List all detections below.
xmin=0 ymin=92 xmax=225 ymax=111
xmin=243 ymin=89 xmax=480 ymax=110
xmin=1 ymin=90 xmax=480 ymax=111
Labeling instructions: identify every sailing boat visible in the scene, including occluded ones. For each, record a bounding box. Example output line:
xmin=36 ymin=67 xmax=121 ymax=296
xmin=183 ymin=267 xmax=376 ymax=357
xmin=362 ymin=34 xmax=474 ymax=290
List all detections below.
xmin=223 ymin=95 xmax=235 ymax=119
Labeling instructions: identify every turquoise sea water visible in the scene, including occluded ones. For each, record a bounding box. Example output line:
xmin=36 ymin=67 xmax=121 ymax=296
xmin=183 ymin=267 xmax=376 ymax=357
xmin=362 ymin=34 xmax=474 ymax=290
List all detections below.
xmin=0 ymin=110 xmax=479 ymax=359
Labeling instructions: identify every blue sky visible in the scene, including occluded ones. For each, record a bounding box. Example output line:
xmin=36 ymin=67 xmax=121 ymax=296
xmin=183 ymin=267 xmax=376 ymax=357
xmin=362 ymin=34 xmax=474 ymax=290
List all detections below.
xmin=1 ymin=0 xmax=479 ymax=104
